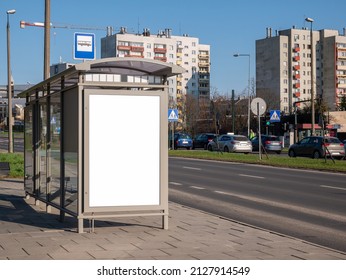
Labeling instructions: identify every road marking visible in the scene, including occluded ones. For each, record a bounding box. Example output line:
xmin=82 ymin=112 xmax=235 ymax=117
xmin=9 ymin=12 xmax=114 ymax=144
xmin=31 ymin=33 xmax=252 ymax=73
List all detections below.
xmin=190 ymin=186 xmax=205 ymax=190
xmin=239 ymin=174 xmax=265 ymax=179
xmin=170 ymin=182 xmax=183 ymax=186
xmin=214 ymin=191 xmax=232 ymax=196
xmin=320 ymin=185 xmax=346 ymax=191
xmin=183 ymin=166 xmax=202 ymax=171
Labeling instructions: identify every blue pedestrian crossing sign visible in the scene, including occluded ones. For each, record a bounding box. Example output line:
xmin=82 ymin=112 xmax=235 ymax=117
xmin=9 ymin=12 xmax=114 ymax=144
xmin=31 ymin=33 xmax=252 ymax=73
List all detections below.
xmin=168 ymin=109 xmax=179 ymax=122
xmin=269 ymin=110 xmax=281 ymax=122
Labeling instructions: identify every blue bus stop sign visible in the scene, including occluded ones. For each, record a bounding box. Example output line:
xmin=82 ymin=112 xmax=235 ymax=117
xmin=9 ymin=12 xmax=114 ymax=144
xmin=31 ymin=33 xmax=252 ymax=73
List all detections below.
xmin=74 ymin=32 xmax=95 ymax=60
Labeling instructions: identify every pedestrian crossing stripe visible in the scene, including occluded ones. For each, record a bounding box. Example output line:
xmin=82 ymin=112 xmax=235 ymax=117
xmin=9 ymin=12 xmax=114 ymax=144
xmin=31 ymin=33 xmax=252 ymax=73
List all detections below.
xmin=168 ymin=109 xmax=178 ymax=121
xmin=270 ymin=110 xmax=280 ymax=122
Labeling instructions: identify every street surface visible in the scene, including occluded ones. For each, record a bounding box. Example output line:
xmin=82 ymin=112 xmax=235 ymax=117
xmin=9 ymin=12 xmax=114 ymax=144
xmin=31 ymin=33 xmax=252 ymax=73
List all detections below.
xmin=169 ymin=157 xmax=346 ymax=253
xmin=0 ymin=135 xmax=24 ymax=153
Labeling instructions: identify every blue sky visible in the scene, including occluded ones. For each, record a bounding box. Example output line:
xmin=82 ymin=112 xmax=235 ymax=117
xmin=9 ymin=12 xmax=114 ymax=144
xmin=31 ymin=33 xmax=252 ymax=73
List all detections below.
xmin=1 ymin=0 xmax=346 ymax=96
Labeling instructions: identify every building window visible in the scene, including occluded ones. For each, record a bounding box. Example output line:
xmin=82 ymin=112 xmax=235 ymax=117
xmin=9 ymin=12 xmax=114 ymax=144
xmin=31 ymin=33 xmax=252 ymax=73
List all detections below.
xmin=283 ymin=43 xmax=288 ymax=48
xmin=147 ymin=43 xmax=151 ymax=48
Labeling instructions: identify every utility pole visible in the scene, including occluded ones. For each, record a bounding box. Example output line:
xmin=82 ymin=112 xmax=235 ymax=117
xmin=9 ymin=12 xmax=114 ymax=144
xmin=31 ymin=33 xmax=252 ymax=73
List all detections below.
xmin=44 ymin=0 xmax=50 ymax=80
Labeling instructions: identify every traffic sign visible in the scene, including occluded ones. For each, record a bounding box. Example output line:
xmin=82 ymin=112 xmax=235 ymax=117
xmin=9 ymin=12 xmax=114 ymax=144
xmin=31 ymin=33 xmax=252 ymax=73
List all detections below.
xmin=74 ymin=32 xmax=95 ymax=60
xmin=270 ymin=110 xmax=281 ymax=122
xmin=168 ymin=109 xmax=179 ymax=122
xmin=251 ymin=98 xmax=266 ymax=116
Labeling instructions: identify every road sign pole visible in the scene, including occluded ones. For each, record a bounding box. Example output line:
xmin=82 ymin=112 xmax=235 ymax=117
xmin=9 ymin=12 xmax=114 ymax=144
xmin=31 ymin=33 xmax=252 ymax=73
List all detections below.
xmin=257 ymin=103 xmax=262 ymax=160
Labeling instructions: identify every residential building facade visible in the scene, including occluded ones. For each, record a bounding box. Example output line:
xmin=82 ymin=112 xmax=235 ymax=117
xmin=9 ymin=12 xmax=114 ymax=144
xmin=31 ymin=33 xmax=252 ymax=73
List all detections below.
xmin=101 ymin=27 xmax=210 ymax=126
xmin=256 ymin=27 xmax=346 ymax=114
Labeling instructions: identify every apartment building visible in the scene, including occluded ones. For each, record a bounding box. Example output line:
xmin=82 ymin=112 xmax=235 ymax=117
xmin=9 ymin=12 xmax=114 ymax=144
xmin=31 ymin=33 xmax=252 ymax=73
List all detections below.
xmin=101 ymin=27 xmax=210 ymax=124
xmin=256 ymin=27 xmax=346 ymax=114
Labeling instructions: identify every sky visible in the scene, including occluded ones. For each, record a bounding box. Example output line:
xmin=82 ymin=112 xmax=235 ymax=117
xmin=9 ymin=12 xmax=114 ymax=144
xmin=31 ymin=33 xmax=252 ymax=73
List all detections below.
xmin=1 ymin=0 xmax=346 ymax=96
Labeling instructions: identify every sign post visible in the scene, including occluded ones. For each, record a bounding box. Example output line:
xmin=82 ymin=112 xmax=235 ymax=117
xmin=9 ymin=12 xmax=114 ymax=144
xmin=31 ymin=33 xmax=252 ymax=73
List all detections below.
xmin=251 ymin=98 xmax=266 ymax=160
xmin=168 ymin=109 xmax=179 ymax=150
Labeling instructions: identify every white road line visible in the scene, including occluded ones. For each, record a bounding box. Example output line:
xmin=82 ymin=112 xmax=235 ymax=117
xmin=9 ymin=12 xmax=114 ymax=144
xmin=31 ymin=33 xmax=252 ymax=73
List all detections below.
xmin=320 ymin=185 xmax=346 ymax=191
xmin=190 ymin=186 xmax=205 ymax=190
xmin=170 ymin=182 xmax=183 ymax=186
xmin=183 ymin=166 xmax=202 ymax=171
xmin=214 ymin=190 xmax=232 ymax=196
xmin=239 ymin=174 xmax=265 ymax=179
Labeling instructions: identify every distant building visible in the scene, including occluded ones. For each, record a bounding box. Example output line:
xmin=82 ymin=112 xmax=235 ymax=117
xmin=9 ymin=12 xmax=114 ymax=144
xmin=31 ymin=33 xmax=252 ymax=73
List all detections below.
xmin=0 ymin=84 xmax=28 ymax=123
xmin=101 ymin=27 xmax=211 ymax=126
xmin=50 ymin=62 xmax=75 ymax=77
xmin=256 ymin=27 xmax=346 ymax=114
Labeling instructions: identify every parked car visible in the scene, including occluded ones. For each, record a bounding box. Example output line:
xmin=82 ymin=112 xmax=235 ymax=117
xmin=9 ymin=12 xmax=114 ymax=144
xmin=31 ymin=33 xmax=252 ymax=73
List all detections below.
xmin=192 ymin=133 xmax=217 ymax=150
xmin=251 ymin=135 xmax=283 ymax=154
xmin=288 ymin=136 xmax=345 ymax=159
xmin=169 ymin=133 xmax=193 ymax=150
xmin=207 ymin=134 xmax=252 ymax=153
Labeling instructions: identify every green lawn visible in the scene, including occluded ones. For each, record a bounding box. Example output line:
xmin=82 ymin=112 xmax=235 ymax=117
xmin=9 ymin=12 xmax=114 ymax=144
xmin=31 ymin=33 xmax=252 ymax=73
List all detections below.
xmin=0 ymin=152 xmax=24 ymax=178
xmin=1 ymin=149 xmax=345 ymax=179
xmin=169 ymin=150 xmax=346 ymax=173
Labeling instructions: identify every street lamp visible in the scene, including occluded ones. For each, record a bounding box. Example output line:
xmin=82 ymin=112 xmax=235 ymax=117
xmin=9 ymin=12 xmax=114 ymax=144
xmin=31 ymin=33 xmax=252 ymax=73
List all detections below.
xmin=305 ymin=17 xmax=315 ymax=135
xmin=234 ymin=53 xmax=251 ymax=137
xmin=7 ymin=9 xmax=16 ymax=153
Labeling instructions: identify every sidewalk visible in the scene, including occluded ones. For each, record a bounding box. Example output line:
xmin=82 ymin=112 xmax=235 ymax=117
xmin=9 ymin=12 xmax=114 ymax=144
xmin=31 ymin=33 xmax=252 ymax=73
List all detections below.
xmin=0 ymin=178 xmax=345 ymax=260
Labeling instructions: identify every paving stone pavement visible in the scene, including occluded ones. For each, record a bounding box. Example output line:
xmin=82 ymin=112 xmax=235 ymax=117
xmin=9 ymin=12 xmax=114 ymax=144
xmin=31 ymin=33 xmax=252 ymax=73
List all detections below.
xmin=0 ymin=178 xmax=346 ymax=260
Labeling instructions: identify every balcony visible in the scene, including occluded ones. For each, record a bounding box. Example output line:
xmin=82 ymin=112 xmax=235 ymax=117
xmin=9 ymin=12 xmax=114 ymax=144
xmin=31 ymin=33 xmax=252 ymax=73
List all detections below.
xmin=154 ymin=47 xmax=167 ymax=53
xmin=176 ymin=60 xmax=182 ymax=66
xmin=198 ymin=54 xmax=209 ymax=59
xmin=293 ymin=83 xmax=300 ymax=88
xmin=154 ymin=56 xmax=167 ymax=62
xmin=337 ymin=65 xmax=346 ymax=71
xmin=294 ymin=74 xmax=300 ymax=79
xmin=293 ymin=92 xmax=301 ymax=98
xmin=293 ymin=47 xmax=300 ymax=52
xmin=198 ymin=62 xmax=210 ymax=67
xmin=131 ymin=46 xmax=144 ymax=52
xmin=117 ymin=45 xmax=131 ymax=51
xmin=293 ymin=56 xmax=300 ymax=61
xmin=293 ymin=65 xmax=300 ymax=70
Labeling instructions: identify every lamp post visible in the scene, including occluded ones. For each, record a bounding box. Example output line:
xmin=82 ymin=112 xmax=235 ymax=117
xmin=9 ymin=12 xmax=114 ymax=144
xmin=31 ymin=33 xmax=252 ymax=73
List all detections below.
xmin=234 ymin=53 xmax=251 ymax=137
xmin=7 ymin=9 xmax=16 ymax=153
xmin=44 ymin=0 xmax=51 ymax=80
xmin=305 ymin=17 xmax=315 ymax=135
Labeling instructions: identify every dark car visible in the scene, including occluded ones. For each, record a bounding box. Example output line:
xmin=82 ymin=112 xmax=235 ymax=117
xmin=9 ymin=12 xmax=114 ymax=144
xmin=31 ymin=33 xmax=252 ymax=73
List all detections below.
xmin=251 ymin=135 xmax=283 ymax=154
xmin=288 ymin=136 xmax=345 ymax=159
xmin=169 ymin=133 xmax=193 ymax=150
xmin=192 ymin=133 xmax=217 ymax=150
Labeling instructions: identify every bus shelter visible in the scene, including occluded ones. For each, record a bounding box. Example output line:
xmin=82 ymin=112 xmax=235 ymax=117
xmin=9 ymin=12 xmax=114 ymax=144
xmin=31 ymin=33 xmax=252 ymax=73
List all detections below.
xmin=20 ymin=57 xmax=184 ymax=233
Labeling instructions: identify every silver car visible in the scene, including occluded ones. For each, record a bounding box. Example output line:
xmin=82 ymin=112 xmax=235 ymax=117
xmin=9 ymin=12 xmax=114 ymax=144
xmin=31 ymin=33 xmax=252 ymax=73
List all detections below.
xmin=207 ymin=134 xmax=252 ymax=154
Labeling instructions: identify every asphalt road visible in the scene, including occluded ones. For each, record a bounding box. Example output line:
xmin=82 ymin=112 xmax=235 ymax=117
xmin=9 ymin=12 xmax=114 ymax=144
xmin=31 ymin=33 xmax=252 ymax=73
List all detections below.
xmin=169 ymin=157 xmax=346 ymax=253
xmin=0 ymin=135 xmax=24 ymax=153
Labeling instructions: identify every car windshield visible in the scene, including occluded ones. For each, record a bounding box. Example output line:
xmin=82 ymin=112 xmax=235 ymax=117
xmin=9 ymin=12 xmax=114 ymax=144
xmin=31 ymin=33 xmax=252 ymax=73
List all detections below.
xmin=178 ymin=134 xmax=191 ymax=139
xmin=324 ymin=137 xmax=341 ymax=144
xmin=234 ymin=136 xmax=249 ymax=141
xmin=267 ymin=136 xmax=280 ymax=141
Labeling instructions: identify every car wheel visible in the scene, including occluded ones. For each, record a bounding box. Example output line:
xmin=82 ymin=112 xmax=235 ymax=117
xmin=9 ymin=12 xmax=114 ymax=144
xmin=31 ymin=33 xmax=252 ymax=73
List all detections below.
xmin=203 ymin=144 xmax=207 ymax=150
xmin=207 ymin=145 xmax=213 ymax=152
xmin=224 ymin=146 xmax=229 ymax=153
xmin=288 ymin=149 xmax=296 ymax=157
xmin=186 ymin=147 xmax=191 ymax=150
xmin=312 ymin=150 xmax=321 ymax=159
xmin=276 ymin=151 xmax=281 ymax=154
